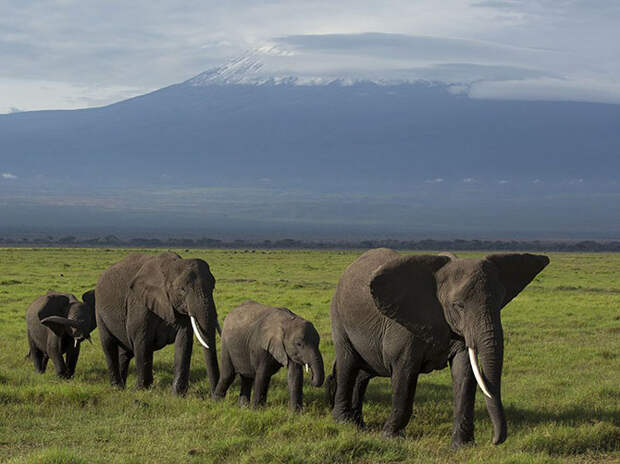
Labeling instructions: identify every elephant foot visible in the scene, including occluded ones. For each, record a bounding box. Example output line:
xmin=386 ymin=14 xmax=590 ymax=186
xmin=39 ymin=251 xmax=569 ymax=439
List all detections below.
xmin=382 ymin=421 xmax=406 ymax=439
xmin=450 ymin=425 xmax=475 ymax=449
xmin=289 ymin=404 xmax=303 ymax=413
xmin=172 ymin=381 xmax=189 ymax=396
xmin=450 ymin=433 xmax=475 ymax=449
xmin=352 ymin=410 xmax=366 ymax=429
xmin=332 ymin=408 xmax=364 ymax=428
xmin=238 ymin=397 xmax=250 ymax=407
xmin=110 ymin=380 xmax=125 ymax=390
xmin=57 ymin=371 xmax=73 ymax=380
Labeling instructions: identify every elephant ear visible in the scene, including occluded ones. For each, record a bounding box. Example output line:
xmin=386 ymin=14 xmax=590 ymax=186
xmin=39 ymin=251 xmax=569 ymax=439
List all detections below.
xmin=370 ymin=255 xmax=451 ymax=339
xmin=262 ymin=326 xmax=288 ymax=366
xmin=81 ymin=289 xmax=96 ymax=309
xmin=128 ymin=260 xmax=176 ymax=325
xmin=40 ymin=315 xmax=83 ymax=338
xmin=486 ymin=253 xmax=550 ymax=308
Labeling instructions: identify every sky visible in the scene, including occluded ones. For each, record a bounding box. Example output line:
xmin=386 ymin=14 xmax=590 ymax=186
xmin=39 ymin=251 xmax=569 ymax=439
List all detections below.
xmin=1 ymin=0 xmax=620 ymax=113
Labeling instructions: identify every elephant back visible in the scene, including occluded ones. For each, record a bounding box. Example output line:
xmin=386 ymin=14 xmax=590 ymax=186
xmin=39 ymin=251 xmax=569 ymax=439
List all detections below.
xmin=95 ymin=254 xmax=152 ymax=335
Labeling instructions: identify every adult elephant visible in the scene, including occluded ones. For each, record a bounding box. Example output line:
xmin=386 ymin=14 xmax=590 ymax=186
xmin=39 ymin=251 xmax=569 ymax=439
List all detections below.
xmin=327 ymin=248 xmax=549 ymax=447
xmin=96 ymin=252 xmax=220 ymax=395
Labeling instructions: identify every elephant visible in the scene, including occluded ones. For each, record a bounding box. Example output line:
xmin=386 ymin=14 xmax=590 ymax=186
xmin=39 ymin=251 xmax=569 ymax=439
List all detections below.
xmin=25 ymin=290 xmax=96 ymax=378
xmin=95 ymin=252 xmax=220 ymax=395
xmin=213 ymin=300 xmax=325 ymax=411
xmin=327 ymin=248 xmax=549 ymax=446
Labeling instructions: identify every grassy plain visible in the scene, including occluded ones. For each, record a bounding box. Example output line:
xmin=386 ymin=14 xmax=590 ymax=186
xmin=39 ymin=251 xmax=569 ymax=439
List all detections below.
xmin=0 ymin=248 xmax=618 ymax=463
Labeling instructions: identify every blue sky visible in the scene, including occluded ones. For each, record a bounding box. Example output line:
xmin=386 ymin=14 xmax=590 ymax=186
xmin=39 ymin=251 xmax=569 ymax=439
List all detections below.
xmin=1 ymin=0 xmax=620 ymax=113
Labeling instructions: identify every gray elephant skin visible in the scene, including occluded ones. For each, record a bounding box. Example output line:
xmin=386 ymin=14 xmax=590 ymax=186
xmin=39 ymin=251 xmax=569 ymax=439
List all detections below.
xmin=25 ymin=290 xmax=96 ymax=378
xmin=213 ymin=300 xmax=325 ymax=410
xmin=95 ymin=252 xmax=220 ymax=395
xmin=327 ymin=248 xmax=549 ymax=446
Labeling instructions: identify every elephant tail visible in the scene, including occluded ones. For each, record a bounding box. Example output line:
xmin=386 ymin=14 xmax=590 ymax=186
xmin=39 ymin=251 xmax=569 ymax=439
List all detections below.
xmin=25 ymin=348 xmax=32 ymax=359
xmin=325 ymin=361 xmax=337 ymax=409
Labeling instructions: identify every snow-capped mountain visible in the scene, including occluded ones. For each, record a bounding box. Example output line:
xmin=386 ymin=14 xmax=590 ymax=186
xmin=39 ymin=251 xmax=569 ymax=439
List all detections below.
xmin=1 ymin=54 xmax=619 ymax=238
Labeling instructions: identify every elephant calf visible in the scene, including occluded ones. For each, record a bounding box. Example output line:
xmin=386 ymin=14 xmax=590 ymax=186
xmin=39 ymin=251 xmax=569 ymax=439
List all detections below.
xmin=25 ymin=290 xmax=96 ymax=378
xmin=213 ymin=300 xmax=325 ymax=411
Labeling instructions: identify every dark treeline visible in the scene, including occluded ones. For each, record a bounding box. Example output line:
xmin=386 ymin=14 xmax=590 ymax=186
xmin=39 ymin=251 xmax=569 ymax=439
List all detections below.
xmin=1 ymin=235 xmax=619 ymax=252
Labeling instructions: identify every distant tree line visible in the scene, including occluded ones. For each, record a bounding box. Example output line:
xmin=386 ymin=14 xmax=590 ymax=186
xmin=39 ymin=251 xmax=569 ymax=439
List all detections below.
xmin=0 ymin=235 xmax=619 ymax=251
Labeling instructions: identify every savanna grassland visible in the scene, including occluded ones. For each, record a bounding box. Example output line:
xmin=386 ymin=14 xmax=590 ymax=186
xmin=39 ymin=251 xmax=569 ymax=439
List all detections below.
xmin=0 ymin=248 xmax=618 ymax=463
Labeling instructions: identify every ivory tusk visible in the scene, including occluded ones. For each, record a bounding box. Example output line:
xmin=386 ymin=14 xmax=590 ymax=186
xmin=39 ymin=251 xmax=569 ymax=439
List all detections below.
xmin=190 ymin=316 xmax=210 ymax=349
xmin=305 ymin=363 xmax=309 ymax=373
xmin=468 ymin=347 xmax=493 ymax=399
xmin=74 ymin=339 xmax=78 ymax=348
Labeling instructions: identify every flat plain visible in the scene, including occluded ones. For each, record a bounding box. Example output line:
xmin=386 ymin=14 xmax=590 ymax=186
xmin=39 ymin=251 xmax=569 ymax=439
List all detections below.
xmin=0 ymin=248 xmax=618 ymax=463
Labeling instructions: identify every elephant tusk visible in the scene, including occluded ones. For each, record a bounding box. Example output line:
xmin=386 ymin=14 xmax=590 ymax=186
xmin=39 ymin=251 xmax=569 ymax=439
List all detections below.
xmin=468 ymin=347 xmax=493 ymax=399
xmin=74 ymin=339 xmax=78 ymax=348
xmin=190 ymin=316 xmax=210 ymax=350
xmin=305 ymin=363 xmax=309 ymax=373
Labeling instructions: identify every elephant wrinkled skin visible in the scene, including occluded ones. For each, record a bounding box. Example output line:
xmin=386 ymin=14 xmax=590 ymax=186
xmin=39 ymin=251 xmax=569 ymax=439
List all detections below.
xmin=95 ymin=252 xmax=220 ymax=395
xmin=25 ymin=290 xmax=96 ymax=378
xmin=213 ymin=300 xmax=325 ymax=411
xmin=327 ymin=248 xmax=549 ymax=446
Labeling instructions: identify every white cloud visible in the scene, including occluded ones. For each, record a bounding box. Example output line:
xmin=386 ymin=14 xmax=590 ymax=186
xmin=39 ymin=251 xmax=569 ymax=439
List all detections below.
xmin=498 ymin=180 xmax=509 ymax=184
xmin=0 ymin=1 xmax=619 ymax=109
xmin=0 ymin=78 xmax=145 ymax=113
xmin=2 ymin=172 xmax=17 ymax=179
xmin=463 ymin=177 xmax=477 ymax=183
xmin=425 ymin=178 xmax=444 ymax=184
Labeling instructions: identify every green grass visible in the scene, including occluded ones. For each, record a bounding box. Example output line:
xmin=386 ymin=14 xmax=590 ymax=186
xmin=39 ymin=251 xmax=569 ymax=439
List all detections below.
xmin=0 ymin=248 xmax=618 ymax=463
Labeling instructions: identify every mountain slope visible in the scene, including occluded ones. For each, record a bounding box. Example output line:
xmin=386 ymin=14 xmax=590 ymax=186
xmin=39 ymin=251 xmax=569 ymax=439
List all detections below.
xmin=1 ymin=66 xmax=619 ymax=237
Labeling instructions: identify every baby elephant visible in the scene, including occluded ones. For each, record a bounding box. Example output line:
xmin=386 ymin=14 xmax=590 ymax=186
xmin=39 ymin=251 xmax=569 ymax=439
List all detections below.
xmin=26 ymin=290 xmax=96 ymax=378
xmin=214 ymin=300 xmax=325 ymax=411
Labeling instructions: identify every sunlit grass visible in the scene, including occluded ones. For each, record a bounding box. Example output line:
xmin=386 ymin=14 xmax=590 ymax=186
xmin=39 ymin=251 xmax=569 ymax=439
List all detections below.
xmin=0 ymin=248 xmax=618 ymax=463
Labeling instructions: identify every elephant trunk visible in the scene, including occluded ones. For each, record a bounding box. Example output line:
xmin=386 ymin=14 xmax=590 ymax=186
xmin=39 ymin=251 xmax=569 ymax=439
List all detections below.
xmin=473 ymin=317 xmax=507 ymax=445
xmin=308 ymin=352 xmax=325 ymax=387
xmin=189 ymin=292 xmax=215 ymax=350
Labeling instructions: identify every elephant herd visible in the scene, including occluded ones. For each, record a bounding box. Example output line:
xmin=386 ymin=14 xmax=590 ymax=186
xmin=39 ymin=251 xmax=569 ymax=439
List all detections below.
xmin=25 ymin=249 xmax=549 ymax=447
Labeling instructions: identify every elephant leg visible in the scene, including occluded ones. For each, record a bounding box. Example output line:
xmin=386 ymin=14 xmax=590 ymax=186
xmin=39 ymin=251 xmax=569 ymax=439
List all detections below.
xmin=29 ymin=336 xmax=47 ymax=373
xmin=202 ymin=344 xmax=220 ymax=394
xmin=331 ymin=351 xmax=361 ymax=425
xmin=213 ymin=345 xmax=235 ymax=399
xmin=450 ymin=349 xmax=477 ymax=448
xmin=351 ymin=370 xmax=372 ymax=428
xmin=99 ymin=325 xmax=124 ymax=388
xmin=47 ymin=336 xmax=70 ymax=379
xmin=65 ymin=343 xmax=81 ymax=377
xmin=172 ymin=326 xmax=193 ymax=396
xmin=287 ymin=362 xmax=303 ymax=412
xmin=382 ymin=363 xmax=420 ymax=437
xmin=118 ymin=346 xmax=133 ymax=385
xmin=239 ymin=376 xmax=252 ymax=407
xmin=134 ymin=340 xmax=154 ymax=390
xmin=251 ymin=364 xmax=273 ymax=408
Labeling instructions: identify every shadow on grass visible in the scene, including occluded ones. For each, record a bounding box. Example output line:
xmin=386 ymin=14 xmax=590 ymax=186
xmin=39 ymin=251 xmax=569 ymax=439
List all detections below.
xmin=505 ymin=404 xmax=620 ymax=429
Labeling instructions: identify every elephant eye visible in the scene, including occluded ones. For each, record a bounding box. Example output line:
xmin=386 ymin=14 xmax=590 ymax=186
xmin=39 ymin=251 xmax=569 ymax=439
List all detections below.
xmin=295 ymin=340 xmax=303 ymax=347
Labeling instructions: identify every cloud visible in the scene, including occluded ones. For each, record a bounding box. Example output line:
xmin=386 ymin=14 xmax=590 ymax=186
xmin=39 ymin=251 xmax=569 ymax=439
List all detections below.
xmin=425 ymin=178 xmax=444 ymax=184
xmin=463 ymin=177 xmax=477 ymax=183
xmin=2 ymin=172 xmax=17 ymax=179
xmin=1 ymin=1 xmax=619 ymax=109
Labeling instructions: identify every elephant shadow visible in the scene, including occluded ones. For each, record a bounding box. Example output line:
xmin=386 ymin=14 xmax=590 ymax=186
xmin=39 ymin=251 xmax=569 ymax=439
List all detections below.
xmin=502 ymin=404 xmax=618 ymax=429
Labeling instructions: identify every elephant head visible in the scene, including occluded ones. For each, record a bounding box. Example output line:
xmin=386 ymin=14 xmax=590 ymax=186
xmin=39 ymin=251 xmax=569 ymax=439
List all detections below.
xmin=128 ymin=253 xmax=219 ymax=349
xmin=40 ymin=290 xmax=97 ymax=346
xmin=370 ymin=252 xmax=549 ymax=445
xmin=263 ymin=316 xmax=325 ymax=387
